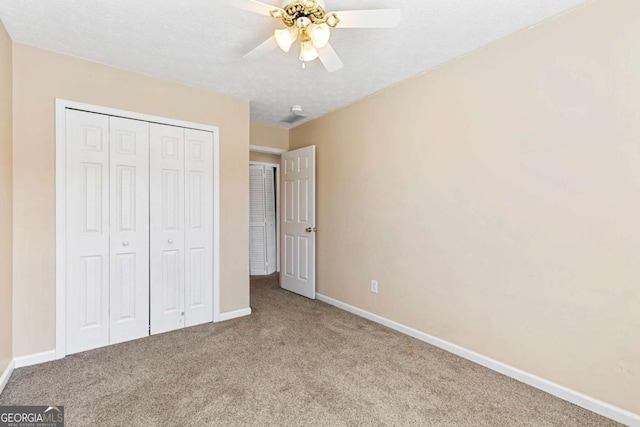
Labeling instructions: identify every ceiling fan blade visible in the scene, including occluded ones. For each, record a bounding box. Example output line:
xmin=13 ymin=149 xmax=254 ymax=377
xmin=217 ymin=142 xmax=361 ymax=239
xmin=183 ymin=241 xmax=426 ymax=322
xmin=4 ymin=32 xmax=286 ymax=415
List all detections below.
xmin=317 ymin=43 xmax=344 ymax=73
xmin=244 ymin=36 xmax=278 ymax=60
xmin=220 ymin=0 xmax=280 ymax=17
xmin=335 ymin=9 xmax=401 ymax=28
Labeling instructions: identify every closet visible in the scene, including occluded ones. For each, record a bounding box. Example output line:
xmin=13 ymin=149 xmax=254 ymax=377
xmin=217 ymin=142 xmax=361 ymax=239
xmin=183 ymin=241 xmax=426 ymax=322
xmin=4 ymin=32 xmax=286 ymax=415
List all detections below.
xmin=64 ymin=109 xmax=214 ymax=355
xmin=249 ymin=164 xmax=277 ymax=275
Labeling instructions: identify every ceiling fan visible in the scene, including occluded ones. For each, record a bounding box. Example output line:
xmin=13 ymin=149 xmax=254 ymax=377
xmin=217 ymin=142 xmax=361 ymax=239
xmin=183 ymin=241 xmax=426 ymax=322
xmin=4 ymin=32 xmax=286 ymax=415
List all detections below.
xmin=225 ymin=0 xmax=401 ymax=72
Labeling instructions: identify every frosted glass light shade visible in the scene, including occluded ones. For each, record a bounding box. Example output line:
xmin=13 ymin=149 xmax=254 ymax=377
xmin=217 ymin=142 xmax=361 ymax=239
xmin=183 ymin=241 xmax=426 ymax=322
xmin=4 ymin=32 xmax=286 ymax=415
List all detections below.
xmin=299 ymin=40 xmax=319 ymax=61
xmin=275 ymin=28 xmax=298 ymax=52
xmin=308 ymin=23 xmax=330 ymax=48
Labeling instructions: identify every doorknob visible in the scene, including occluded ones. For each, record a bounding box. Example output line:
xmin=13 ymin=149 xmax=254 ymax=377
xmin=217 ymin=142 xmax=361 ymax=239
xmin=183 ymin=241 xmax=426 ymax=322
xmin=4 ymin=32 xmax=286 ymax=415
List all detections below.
xmin=168 ymin=239 xmax=174 ymax=244
xmin=122 ymin=241 xmax=129 ymax=246
xmin=305 ymin=227 xmax=317 ymax=233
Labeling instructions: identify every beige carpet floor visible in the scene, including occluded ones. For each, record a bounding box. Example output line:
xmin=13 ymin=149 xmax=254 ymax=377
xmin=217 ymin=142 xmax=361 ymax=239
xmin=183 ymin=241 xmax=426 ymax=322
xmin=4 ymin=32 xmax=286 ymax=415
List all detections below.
xmin=0 ymin=275 xmax=620 ymax=426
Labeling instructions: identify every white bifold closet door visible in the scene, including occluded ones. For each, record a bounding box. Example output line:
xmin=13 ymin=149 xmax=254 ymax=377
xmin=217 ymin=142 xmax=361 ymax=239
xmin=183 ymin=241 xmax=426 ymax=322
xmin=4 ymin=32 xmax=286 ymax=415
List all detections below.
xmin=109 ymin=117 xmax=150 ymax=345
xmin=66 ymin=110 xmax=150 ymax=355
xmin=249 ymin=165 xmax=276 ymax=276
xmin=65 ymin=109 xmax=215 ymax=354
xmin=150 ymin=124 xmax=213 ymax=334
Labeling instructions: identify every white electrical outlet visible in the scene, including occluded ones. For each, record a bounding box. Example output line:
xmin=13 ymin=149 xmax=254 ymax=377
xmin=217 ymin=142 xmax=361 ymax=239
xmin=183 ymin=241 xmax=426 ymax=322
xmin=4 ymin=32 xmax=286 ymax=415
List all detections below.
xmin=370 ymin=280 xmax=379 ymax=294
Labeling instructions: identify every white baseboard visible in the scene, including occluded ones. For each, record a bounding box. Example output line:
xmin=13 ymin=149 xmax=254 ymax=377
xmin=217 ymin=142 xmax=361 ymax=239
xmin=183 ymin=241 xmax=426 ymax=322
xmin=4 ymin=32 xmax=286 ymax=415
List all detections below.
xmin=13 ymin=350 xmax=56 ymax=368
xmin=0 ymin=359 xmax=14 ymax=395
xmin=317 ymin=293 xmax=640 ymax=427
xmin=217 ymin=307 xmax=252 ymax=322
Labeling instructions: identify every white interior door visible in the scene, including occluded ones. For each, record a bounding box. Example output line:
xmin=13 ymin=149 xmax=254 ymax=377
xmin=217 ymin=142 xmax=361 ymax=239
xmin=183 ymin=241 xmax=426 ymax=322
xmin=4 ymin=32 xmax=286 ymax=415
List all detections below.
xmin=249 ymin=164 xmax=277 ymax=275
xmin=249 ymin=165 xmax=267 ymax=275
xmin=265 ymin=167 xmax=277 ymax=275
xmin=184 ymin=128 xmax=214 ymax=327
xmin=150 ymin=124 xmax=186 ymax=334
xmin=281 ymin=146 xmax=316 ymax=299
xmin=109 ymin=117 xmax=150 ymax=345
xmin=65 ymin=110 xmax=110 ymax=354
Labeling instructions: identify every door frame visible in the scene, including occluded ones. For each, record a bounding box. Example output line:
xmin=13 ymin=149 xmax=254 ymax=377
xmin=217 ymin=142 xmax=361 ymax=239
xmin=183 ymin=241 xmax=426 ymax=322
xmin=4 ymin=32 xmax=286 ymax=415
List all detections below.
xmin=249 ymin=161 xmax=281 ymax=273
xmin=55 ymin=99 xmax=221 ymax=359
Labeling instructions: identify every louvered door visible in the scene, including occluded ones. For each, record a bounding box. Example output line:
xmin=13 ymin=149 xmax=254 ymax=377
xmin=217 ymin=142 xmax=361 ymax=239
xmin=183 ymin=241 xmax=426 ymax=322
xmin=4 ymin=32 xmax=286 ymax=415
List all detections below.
xmin=250 ymin=165 xmax=268 ymax=275
xmin=249 ymin=164 xmax=277 ymax=276
xmin=265 ymin=168 xmax=277 ymax=275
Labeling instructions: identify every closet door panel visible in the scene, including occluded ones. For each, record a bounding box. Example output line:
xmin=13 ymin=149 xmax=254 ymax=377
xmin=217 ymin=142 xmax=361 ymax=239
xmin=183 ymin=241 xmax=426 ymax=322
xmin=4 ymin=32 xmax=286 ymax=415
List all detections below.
xmin=150 ymin=124 xmax=186 ymax=334
xmin=184 ymin=129 xmax=214 ymax=327
xmin=66 ymin=110 xmax=110 ymax=355
xmin=109 ymin=117 xmax=150 ymax=345
xmin=265 ymin=167 xmax=277 ymax=275
xmin=249 ymin=165 xmax=267 ymax=275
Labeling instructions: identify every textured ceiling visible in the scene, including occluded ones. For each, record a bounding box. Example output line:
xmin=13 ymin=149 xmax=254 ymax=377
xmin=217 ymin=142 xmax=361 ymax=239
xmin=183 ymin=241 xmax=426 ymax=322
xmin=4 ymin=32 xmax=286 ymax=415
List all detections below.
xmin=0 ymin=0 xmax=587 ymax=128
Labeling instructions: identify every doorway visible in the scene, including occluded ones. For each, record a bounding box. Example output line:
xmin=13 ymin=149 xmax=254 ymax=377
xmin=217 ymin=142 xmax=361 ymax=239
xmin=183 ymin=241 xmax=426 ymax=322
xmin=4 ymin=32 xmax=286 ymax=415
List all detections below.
xmin=249 ymin=161 xmax=280 ymax=276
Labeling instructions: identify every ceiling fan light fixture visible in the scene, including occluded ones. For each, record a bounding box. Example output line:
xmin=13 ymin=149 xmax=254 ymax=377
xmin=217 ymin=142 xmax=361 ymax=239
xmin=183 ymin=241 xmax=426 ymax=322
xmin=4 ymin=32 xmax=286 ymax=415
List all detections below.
xmin=296 ymin=16 xmax=312 ymax=29
xmin=274 ymin=27 xmax=298 ymax=52
xmin=270 ymin=9 xmax=285 ymax=19
xmin=307 ymin=23 xmax=330 ymax=48
xmin=235 ymin=0 xmax=401 ymax=72
xmin=299 ymin=39 xmax=319 ymax=62
xmin=324 ymin=12 xmax=340 ymax=28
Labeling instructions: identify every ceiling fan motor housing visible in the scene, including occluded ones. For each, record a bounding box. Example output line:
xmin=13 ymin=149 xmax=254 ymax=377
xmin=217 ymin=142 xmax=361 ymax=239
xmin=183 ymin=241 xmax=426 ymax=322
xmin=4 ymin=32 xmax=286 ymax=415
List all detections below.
xmin=296 ymin=16 xmax=312 ymax=29
xmin=275 ymin=0 xmax=339 ymax=28
xmin=282 ymin=0 xmax=326 ymax=9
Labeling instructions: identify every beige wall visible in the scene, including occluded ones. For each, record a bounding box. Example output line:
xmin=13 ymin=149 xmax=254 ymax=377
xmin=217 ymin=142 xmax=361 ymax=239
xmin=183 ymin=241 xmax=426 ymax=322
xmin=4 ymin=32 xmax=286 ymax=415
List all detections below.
xmin=12 ymin=44 xmax=250 ymax=357
xmin=0 ymin=20 xmax=13 ymax=374
xmin=290 ymin=0 xmax=640 ymax=414
xmin=250 ymin=151 xmax=280 ymax=164
xmin=250 ymin=122 xmax=289 ymax=150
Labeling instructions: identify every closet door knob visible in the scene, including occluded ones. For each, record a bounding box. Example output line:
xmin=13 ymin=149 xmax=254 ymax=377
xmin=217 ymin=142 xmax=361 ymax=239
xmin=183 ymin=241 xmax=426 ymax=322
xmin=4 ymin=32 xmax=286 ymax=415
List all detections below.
xmin=122 ymin=241 xmax=129 ymax=247
xmin=168 ymin=239 xmax=174 ymax=244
